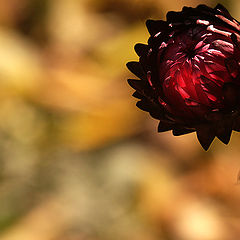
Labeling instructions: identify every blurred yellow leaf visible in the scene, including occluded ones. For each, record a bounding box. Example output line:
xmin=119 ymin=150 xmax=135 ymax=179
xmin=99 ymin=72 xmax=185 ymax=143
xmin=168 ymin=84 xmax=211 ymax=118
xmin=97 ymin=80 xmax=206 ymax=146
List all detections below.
xmin=0 ymin=28 xmax=42 ymax=95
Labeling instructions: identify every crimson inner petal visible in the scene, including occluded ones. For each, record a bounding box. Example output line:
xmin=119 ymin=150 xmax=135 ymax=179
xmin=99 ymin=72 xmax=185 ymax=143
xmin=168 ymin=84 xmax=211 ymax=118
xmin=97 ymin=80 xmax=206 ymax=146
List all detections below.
xmin=158 ymin=26 xmax=234 ymax=119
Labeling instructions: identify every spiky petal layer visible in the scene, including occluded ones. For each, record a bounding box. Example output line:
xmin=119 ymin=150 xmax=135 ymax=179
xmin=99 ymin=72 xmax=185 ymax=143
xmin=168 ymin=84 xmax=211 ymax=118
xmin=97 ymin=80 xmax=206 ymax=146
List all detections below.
xmin=127 ymin=4 xmax=240 ymax=150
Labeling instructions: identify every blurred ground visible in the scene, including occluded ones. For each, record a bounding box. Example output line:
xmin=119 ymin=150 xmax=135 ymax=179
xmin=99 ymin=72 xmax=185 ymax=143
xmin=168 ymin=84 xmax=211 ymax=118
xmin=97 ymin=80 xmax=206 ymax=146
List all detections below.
xmin=0 ymin=0 xmax=240 ymax=239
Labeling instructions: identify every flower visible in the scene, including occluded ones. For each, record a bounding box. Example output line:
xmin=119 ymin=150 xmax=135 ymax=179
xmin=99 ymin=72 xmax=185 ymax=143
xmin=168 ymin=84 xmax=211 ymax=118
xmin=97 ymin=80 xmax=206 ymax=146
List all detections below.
xmin=127 ymin=4 xmax=240 ymax=150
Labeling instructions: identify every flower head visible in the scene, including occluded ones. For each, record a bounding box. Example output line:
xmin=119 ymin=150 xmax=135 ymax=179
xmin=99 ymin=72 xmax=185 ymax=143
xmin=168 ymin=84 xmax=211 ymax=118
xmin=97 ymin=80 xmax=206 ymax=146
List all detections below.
xmin=127 ymin=4 xmax=240 ymax=150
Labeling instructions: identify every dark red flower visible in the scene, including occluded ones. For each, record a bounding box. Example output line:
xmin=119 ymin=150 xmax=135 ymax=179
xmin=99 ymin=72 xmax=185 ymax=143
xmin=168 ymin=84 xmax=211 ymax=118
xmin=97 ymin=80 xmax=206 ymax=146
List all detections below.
xmin=127 ymin=4 xmax=240 ymax=150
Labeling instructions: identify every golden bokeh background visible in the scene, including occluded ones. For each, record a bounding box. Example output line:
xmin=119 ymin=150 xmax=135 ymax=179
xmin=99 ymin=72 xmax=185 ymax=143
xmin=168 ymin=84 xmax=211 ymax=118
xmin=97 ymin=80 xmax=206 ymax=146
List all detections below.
xmin=0 ymin=0 xmax=240 ymax=239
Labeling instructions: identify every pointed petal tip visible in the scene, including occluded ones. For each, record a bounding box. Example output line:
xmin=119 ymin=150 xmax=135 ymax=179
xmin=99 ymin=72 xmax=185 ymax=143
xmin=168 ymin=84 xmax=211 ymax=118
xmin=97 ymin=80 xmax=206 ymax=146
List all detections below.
xmin=158 ymin=121 xmax=173 ymax=132
xmin=136 ymin=100 xmax=149 ymax=111
xmin=126 ymin=61 xmax=131 ymax=70
xmin=127 ymin=78 xmax=136 ymax=85
xmin=215 ymin=3 xmax=232 ymax=19
xmin=215 ymin=3 xmax=227 ymax=12
xmin=127 ymin=79 xmax=142 ymax=90
xmin=134 ymin=43 xmax=149 ymax=56
xmin=196 ymin=126 xmax=215 ymax=151
xmin=217 ymin=136 xmax=231 ymax=145
xmin=146 ymin=19 xmax=157 ymax=36
xmin=126 ymin=61 xmax=146 ymax=80
xmin=132 ymin=91 xmax=142 ymax=99
xmin=216 ymin=129 xmax=232 ymax=145
xmin=197 ymin=134 xmax=214 ymax=151
xmin=200 ymin=142 xmax=212 ymax=151
xmin=126 ymin=61 xmax=137 ymax=71
xmin=146 ymin=19 xmax=168 ymax=35
xmin=145 ymin=19 xmax=154 ymax=27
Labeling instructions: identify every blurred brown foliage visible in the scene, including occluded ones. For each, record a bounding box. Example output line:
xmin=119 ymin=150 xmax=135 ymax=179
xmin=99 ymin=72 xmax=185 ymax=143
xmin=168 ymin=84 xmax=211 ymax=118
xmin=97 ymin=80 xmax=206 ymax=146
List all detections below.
xmin=0 ymin=0 xmax=240 ymax=239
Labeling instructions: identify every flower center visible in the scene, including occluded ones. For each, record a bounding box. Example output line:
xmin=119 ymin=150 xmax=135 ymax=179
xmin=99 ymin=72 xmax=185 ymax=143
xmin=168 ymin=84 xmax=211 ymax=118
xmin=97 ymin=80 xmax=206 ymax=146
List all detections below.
xmin=183 ymin=47 xmax=196 ymax=59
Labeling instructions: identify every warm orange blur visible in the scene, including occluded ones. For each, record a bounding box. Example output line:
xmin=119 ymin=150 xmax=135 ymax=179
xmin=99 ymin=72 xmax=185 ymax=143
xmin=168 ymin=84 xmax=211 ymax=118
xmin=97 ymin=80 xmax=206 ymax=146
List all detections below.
xmin=0 ymin=0 xmax=240 ymax=239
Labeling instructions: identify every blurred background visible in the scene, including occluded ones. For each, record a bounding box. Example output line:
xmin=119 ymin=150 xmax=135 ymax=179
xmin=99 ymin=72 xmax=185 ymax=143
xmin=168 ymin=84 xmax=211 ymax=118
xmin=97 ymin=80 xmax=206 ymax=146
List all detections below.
xmin=0 ymin=0 xmax=240 ymax=239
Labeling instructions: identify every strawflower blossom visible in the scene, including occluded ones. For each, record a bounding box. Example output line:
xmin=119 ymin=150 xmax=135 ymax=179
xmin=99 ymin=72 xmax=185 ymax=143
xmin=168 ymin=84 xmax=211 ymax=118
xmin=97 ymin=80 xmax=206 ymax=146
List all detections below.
xmin=127 ymin=4 xmax=240 ymax=150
